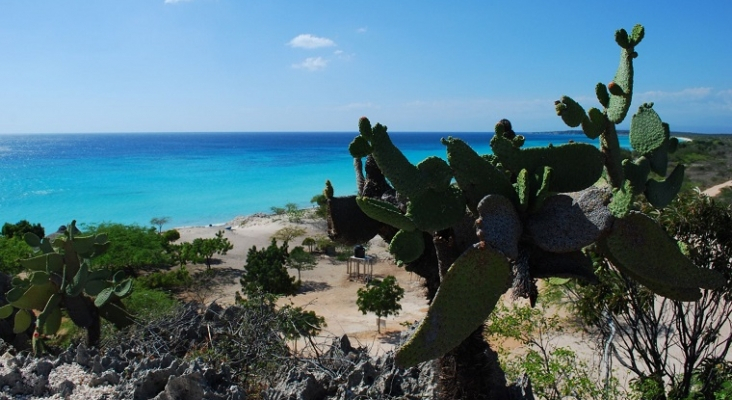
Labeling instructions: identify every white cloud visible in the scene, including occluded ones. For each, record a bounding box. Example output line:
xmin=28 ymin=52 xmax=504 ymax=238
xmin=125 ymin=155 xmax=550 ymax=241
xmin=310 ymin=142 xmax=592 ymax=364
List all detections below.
xmin=288 ymin=34 xmax=336 ymax=49
xmin=357 ymin=27 xmax=367 ymax=33
xmin=164 ymin=0 xmax=191 ymax=3
xmin=292 ymin=57 xmax=328 ymax=71
xmin=337 ymin=102 xmax=379 ymax=111
xmin=637 ymin=87 xmax=712 ymax=101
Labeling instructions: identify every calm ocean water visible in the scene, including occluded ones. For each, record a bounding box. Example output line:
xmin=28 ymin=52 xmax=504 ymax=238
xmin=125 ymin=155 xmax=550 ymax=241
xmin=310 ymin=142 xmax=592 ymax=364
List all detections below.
xmin=0 ymin=132 xmax=630 ymax=231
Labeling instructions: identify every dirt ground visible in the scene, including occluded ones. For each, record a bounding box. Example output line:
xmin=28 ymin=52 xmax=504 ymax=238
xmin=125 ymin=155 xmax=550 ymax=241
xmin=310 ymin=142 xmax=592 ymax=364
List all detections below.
xmin=175 ymin=214 xmax=429 ymax=357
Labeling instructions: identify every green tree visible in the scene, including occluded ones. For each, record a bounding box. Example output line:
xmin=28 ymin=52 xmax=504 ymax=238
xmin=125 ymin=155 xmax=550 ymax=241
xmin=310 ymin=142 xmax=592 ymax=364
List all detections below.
xmin=182 ymin=230 xmax=233 ymax=270
xmin=1 ymin=220 xmax=45 ymax=239
xmin=356 ymin=275 xmax=405 ymax=333
xmin=240 ymin=239 xmax=299 ymax=296
xmin=278 ymin=303 xmax=326 ymax=351
xmin=84 ymin=223 xmax=172 ymax=271
xmin=287 ymin=246 xmax=317 ymax=282
xmin=150 ymin=217 xmax=170 ymax=234
xmin=271 ymin=226 xmax=307 ymax=243
xmin=301 ymin=237 xmax=316 ymax=253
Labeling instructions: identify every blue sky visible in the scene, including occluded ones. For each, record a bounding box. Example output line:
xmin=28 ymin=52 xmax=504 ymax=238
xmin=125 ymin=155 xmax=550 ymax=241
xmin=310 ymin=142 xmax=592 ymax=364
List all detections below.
xmin=0 ymin=1 xmax=730 ymax=134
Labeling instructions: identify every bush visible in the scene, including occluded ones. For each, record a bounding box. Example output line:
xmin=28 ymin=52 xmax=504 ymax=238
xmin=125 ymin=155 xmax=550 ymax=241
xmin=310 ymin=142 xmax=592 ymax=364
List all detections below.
xmin=84 ymin=222 xmax=172 ymax=271
xmin=240 ymin=239 xmax=299 ymax=296
xmin=122 ymin=285 xmax=180 ymax=321
xmin=136 ymin=267 xmax=193 ymax=291
xmin=0 ymin=236 xmax=33 ymax=275
xmin=162 ymin=229 xmax=180 ymax=243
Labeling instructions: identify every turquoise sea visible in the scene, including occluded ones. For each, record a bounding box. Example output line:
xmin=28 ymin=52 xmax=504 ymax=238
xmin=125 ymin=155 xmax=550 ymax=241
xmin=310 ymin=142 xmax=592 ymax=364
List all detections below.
xmin=0 ymin=132 xmax=630 ymax=231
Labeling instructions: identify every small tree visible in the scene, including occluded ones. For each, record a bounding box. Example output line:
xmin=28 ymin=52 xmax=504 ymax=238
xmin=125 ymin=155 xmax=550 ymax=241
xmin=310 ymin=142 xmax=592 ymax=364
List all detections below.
xmin=271 ymin=226 xmax=307 ymax=243
xmin=183 ymin=230 xmax=233 ymax=269
xmin=356 ymin=275 xmax=405 ymax=333
xmin=278 ymin=303 xmax=326 ymax=351
xmin=240 ymin=239 xmax=299 ymax=296
xmin=287 ymin=246 xmax=317 ymax=282
xmin=301 ymin=237 xmax=316 ymax=253
xmin=150 ymin=217 xmax=170 ymax=234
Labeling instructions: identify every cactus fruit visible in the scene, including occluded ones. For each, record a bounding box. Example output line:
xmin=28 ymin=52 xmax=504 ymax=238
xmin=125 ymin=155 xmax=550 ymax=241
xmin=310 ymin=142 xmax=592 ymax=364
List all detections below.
xmin=394 ymin=243 xmax=511 ymax=367
xmin=0 ymin=220 xmax=134 ymax=353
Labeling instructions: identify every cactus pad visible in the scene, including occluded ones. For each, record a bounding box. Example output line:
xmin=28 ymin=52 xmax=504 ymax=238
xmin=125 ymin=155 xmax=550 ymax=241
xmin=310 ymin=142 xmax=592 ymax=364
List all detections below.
xmin=476 ymin=194 xmax=522 ymax=260
xmin=416 ymin=157 xmax=453 ymax=192
xmin=645 ymin=164 xmax=685 ymax=208
xmin=389 ymin=229 xmax=425 ymax=264
xmin=348 ymin=136 xmax=373 ymax=158
xmin=491 ymin=135 xmax=603 ymax=193
xmin=443 ymin=136 xmax=517 ymax=211
xmin=395 ymin=244 xmax=511 ymax=367
xmin=406 ymin=187 xmax=466 ymax=232
xmin=555 ymin=96 xmax=585 ymax=128
xmin=581 ymin=108 xmax=606 ymax=139
xmin=527 ymin=191 xmax=613 ymax=254
xmin=356 ymin=196 xmax=416 ymax=232
xmin=630 ymin=103 xmax=667 ymax=155
xmin=604 ymin=212 xmax=724 ymax=300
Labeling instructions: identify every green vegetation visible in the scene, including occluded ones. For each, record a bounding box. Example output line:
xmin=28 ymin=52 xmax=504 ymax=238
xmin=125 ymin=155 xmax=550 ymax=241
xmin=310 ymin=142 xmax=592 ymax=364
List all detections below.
xmin=180 ymin=230 xmax=233 ymax=270
xmin=0 ymin=221 xmax=135 ymax=354
xmin=136 ymin=266 xmax=193 ymax=291
xmin=84 ymin=222 xmax=172 ymax=271
xmin=0 ymin=235 xmax=33 ymax=275
xmin=2 ymin=220 xmax=45 ymax=239
xmin=239 ymin=239 xmax=299 ymax=296
xmin=270 ymin=226 xmax=307 ymax=243
xmin=286 ymin=246 xmax=316 ymax=282
xmin=271 ymin=202 xmax=306 ymax=223
xmin=567 ymin=191 xmax=732 ymax=399
xmin=488 ymin=302 xmax=618 ymax=400
xmin=310 ymin=193 xmax=328 ymax=219
xmin=356 ymin=275 xmax=404 ymax=333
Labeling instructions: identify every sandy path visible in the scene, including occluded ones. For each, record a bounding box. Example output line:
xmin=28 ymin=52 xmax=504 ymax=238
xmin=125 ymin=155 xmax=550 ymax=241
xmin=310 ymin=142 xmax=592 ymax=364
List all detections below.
xmin=702 ymin=180 xmax=732 ymax=197
xmin=175 ymin=214 xmax=428 ymax=356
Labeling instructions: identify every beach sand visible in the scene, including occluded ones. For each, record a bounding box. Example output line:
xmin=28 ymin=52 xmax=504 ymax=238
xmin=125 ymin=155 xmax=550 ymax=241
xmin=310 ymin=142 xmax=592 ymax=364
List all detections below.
xmin=175 ymin=213 xmax=429 ymax=356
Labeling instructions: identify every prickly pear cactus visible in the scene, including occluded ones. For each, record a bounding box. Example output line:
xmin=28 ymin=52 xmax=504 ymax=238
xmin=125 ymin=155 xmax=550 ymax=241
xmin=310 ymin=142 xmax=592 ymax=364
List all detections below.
xmin=0 ymin=221 xmax=134 ymax=354
xmin=326 ymin=24 xmax=724 ymax=369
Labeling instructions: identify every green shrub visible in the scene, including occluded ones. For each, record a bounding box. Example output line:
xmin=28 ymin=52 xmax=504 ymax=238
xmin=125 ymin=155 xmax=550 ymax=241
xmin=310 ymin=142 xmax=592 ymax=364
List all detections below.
xmin=240 ymin=239 xmax=299 ymax=296
xmin=136 ymin=267 xmax=192 ymax=291
xmin=123 ymin=284 xmax=180 ymax=320
xmin=84 ymin=222 xmax=172 ymax=271
xmin=0 ymin=236 xmax=33 ymax=275
xmin=162 ymin=229 xmax=180 ymax=243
